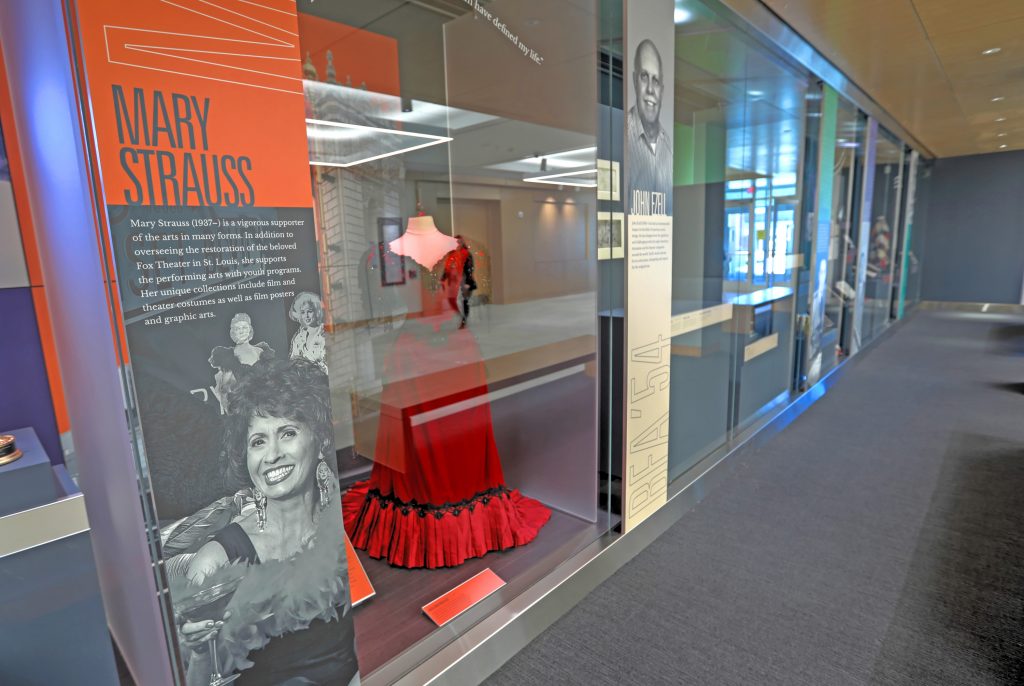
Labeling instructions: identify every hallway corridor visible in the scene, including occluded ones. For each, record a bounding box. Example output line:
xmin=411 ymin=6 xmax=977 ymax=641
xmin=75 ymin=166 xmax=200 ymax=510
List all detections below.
xmin=488 ymin=310 xmax=1024 ymax=685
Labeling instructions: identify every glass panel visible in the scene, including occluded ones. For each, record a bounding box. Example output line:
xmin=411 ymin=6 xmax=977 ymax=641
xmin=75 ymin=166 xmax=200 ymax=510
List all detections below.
xmin=904 ymin=158 xmax=931 ymax=308
xmin=296 ymin=0 xmax=608 ymax=676
xmin=891 ymin=147 xmax=915 ymax=319
xmin=862 ymin=126 xmax=904 ymax=344
xmin=668 ymin=0 xmax=811 ymax=480
xmin=837 ymin=111 xmax=869 ymax=355
xmin=799 ymin=90 xmax=863 ymax=383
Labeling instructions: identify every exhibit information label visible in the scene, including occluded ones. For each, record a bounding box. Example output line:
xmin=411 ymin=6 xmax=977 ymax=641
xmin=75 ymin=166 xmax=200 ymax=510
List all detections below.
xmin=622 ymin=0 xmax=674 ymax=531
xmin=422 ymin=569 xmax=506 ymax=627
xmin=70 ymin=0 xmax=358 ymax=682
xmin=346 ymin=535 xmax=376 ymax=607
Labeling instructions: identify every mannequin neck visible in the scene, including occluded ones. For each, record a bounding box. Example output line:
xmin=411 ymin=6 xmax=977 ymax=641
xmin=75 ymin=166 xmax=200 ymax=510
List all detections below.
xmin=391 ymin=215 xmax=458 ymax=268
xmin=405 ymin=215 xmax=441 ymax=236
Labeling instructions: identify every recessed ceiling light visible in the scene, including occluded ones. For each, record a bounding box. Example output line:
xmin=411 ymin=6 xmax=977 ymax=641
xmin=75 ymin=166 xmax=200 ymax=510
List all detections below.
xmin=992 ymin=96 xmax=1006 ymax=102
xmin=982 ymin=47 xmax=1002 ymax=55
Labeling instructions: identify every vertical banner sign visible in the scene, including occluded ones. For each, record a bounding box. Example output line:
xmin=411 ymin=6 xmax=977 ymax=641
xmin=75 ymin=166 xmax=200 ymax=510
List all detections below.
xmin=70 ymin=1 xmax=358 ymax=683
xmin=806 ymin=87 xmax=838 ymax=385
xmin=623 ymin=0 xmax=674 ymax=531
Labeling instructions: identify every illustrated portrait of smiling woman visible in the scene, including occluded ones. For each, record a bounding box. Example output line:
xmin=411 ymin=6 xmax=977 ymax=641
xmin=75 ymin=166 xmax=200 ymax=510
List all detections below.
xmin=170 ymin=358 xmax=356 ymax=686
xmin=288 ymin=292 xmax=327 ymax=372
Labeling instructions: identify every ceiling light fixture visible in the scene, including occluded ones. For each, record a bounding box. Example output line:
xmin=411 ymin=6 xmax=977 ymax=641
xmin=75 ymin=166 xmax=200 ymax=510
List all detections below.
xmin=523 ymin=168 xmax=599 ymax=188
xmin=674 ymin=7 xmax=693 ymax=23
xmin=305 ymin=118 xmax=452 ymax=168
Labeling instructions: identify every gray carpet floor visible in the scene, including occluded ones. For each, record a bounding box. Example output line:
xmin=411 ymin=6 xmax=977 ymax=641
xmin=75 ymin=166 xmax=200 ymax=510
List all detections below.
xmin=486 ymin=311 xmax=1024 ymax=685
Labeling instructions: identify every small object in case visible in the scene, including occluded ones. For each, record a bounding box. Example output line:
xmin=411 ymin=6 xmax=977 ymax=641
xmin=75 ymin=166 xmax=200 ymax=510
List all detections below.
xmin=0 ymin=434 xmax=22 ymax=466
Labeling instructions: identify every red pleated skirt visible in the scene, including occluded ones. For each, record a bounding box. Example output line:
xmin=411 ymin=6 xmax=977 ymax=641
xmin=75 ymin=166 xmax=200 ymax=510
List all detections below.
xmin=342 ymin=327 xmax=550 ymax=569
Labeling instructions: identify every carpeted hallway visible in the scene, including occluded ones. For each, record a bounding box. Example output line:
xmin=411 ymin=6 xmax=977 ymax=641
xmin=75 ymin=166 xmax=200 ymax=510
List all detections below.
xmin=486 ymin=311 xmax=1024 ymax=685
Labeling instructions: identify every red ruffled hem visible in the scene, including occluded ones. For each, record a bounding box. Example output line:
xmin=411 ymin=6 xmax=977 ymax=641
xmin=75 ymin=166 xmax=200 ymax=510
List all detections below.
xmin=342 ymin=481 xmax=551 ymax=569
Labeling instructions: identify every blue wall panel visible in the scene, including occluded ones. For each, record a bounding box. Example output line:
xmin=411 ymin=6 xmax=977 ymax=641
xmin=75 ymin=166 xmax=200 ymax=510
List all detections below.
xmin=922 ymin=150 xmax=1024 ymax=304
xmin=0 ymin=286 xmax=61 ymax=462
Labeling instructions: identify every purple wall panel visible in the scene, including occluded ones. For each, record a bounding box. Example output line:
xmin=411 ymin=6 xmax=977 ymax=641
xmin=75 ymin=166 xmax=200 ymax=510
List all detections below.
xmin=0 ymin=287 xmax=61 ymax=463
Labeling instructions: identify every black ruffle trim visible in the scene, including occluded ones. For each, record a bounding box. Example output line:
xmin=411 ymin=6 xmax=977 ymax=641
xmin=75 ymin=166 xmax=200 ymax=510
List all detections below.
xmin=362 ymin=486 xmax=512 ymax=519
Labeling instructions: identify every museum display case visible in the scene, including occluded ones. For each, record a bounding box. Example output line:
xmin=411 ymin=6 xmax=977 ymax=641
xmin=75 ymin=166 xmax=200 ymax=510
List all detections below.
xmin=0 ymin=0 xmax=933 ymax=682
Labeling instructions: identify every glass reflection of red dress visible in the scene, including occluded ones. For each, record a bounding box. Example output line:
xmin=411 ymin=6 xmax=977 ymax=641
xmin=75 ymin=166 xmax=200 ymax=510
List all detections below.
xmin=343 ymin=244 xmax=550 ymax=569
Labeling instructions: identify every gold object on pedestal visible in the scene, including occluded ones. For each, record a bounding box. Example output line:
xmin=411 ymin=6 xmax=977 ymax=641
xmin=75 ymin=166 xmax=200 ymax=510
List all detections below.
xmin=0 ymin=434 xmax=23 ymax=466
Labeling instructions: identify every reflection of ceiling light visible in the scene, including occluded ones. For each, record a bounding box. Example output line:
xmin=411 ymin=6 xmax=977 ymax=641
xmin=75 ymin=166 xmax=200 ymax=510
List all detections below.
xmin=747 ymin=90 xmax=764 ymax=97
xmin=996 ymin=116 xmax=1007 ymax=122
xmin=489 ymin=146 xmax=597 ymax=173
xmin=1000 ymin=144 xmax=1008 ymax=149
xmin=838 ymin=142 xmax=859 ymax=148
xmin=998 ymin=132 xmax=1008 ymax=137
xmin=306 ymin=118 xmax=451 ymax=167
xmin=523 ymin=168 xmax=598 ymax=188
xmin=992 ymin=96 xmax=1006 ymax=102
xmin=674 ymin=7 xmax=693 ymax=23
xmin=837 ymin=138 xmax=847 ymax=143
xmin=982 ymin=47 xmax=1002 ymax=55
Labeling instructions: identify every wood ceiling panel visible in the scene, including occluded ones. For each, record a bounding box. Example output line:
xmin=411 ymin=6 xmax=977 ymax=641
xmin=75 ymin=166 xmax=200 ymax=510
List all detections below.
xmin=760 ymin=0 xmax=1024 ymax=156
xmin=912 ymin=0 xmax=1024 ymax=36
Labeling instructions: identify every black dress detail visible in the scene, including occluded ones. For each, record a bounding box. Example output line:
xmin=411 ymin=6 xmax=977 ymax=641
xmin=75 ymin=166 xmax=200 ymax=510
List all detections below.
xmin=212 ymin=522 xmax=260 ymax=565
xmin=209 ymin=523 xmax=358 ymax=685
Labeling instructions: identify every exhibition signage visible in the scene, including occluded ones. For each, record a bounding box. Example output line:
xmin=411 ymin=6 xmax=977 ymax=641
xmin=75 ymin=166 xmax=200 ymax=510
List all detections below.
xmin=69 ymin=0 xmax=357 ymax=682
xmin=622 ymin=0 xmax=675 ymax=531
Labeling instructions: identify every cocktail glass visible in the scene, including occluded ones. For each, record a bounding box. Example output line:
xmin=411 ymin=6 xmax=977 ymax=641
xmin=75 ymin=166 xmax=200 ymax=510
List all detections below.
xmin=176 ymin=578 xmax=244 ymax=686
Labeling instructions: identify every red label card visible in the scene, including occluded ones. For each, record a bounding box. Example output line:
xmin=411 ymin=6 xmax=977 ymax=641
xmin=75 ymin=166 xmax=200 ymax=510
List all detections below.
xmin=345 ymin=534 xmax=375 ymax=607
xmin=422 ymin=568 xmax=506 ymax=627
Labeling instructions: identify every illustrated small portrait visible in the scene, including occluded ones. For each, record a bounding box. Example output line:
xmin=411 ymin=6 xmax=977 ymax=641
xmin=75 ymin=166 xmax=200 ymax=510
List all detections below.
xmin=288 ymin=292 xmax=327 ymax=373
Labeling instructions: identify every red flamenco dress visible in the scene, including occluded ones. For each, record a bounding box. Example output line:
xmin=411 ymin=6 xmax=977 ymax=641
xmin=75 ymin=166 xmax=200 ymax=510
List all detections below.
xmin=343 ymin=242 xmax=550 ymax=569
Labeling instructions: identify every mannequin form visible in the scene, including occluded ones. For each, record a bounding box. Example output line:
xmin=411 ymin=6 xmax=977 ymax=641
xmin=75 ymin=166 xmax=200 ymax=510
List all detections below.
xmin=389 ymin=215 xmax=458 ymax=269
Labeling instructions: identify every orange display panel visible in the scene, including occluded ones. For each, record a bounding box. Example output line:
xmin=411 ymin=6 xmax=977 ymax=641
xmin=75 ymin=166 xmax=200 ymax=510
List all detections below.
xmin=72 ymin=0 xmax=312 ymax=209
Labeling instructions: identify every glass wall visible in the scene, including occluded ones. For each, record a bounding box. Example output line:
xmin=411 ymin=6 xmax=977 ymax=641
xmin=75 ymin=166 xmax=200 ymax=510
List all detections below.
xmin=808 ymin=91 xmax=868 ymax=379
xmin=861 ymin=126 xmax=905 ymax=344
xmin=665 ymin=0 xmax=930 ymax=485
xmin=297 ymin=0 xmax=611 ymax=677
xmin=668 ymin=1 xmax=812 ymax=479
xmin=903 ymin=159 xmax=931 ymax=309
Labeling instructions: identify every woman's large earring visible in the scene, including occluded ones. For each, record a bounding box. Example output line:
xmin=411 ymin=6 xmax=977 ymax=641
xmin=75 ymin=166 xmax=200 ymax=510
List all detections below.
xmin=316 ymin=456 xmax=332 ymax=510
xmin=254 ymin=488 xmax=267 ymax=531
